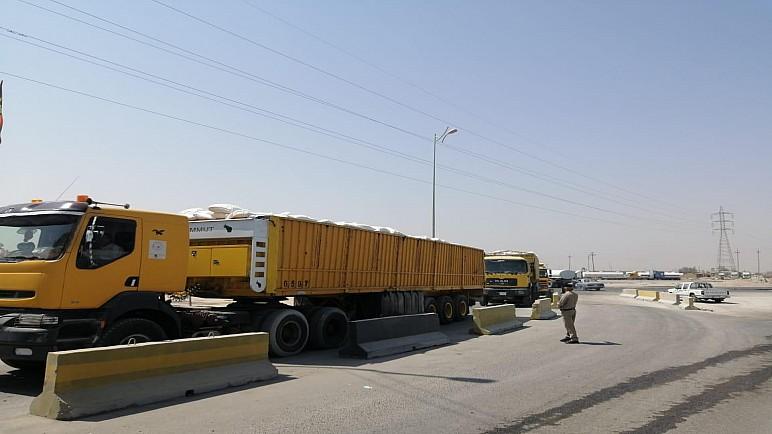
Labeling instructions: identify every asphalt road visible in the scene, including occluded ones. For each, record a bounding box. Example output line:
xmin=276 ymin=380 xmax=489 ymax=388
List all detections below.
xmin=2 ymin=291 xmax=772 ymax=433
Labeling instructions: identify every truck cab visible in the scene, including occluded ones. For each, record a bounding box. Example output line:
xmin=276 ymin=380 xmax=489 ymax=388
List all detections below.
xmin=0 ymin=197 xmax=188 ymax=368
xmin=483 ymin=251 xmax=540 ymax=306
xmin=670 ymin=281 xmax=730 ymax=302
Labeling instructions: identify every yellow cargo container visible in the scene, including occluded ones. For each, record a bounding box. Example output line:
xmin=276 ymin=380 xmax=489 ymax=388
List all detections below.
xmin=187 ymin=215 xmax=484 ymax=299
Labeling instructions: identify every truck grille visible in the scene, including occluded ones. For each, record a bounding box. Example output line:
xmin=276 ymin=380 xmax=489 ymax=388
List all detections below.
xmin=0 ymin=290 xmax=35 ymax=299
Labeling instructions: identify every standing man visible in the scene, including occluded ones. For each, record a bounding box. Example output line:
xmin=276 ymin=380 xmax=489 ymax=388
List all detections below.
xmin=558 ymin=284 xmax=579 ymax=344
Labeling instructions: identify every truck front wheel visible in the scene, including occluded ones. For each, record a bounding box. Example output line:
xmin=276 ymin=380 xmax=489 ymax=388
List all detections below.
xmin=98 ymin=318 xmax=167 ymax=346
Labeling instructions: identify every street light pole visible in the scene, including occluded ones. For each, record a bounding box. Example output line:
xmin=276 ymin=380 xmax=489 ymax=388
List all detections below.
xmin=432 ymin=127 xmax=458 ymax=238
xmin=568 ymin=255 xmax=572 ymax=270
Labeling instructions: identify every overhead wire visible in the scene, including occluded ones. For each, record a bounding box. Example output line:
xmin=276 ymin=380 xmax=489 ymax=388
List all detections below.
xmin=17 ymin=0 xmax=428 ymax=141
xmin=15 ymin=0 xmax=692 ymax=225
xmin=0 ymin=70 xmax=656 ymax=229
xmin=155 ymin=0 xmax=686 ymax=211
xmin=0 ymin=26 xmax=700 ymax=228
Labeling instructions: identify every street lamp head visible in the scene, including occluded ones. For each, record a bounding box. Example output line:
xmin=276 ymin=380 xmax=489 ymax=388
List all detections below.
xmin=438 ymin=127 xmax=459 ymax=143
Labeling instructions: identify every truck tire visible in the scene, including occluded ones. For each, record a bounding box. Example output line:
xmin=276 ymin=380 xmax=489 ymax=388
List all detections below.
xmin=380 ymin=293 xmax=392 ymax=316
xmin=396 ymin=292 xmax=405 ymax=315
xmin=453 ymin=295 xmax=469 ymax=321
xmin=389 ymin=292 xmax=399 ymax=315
xmin=1 ymin=358 xmax=44 ymax=372
xmin=263 ymin=309 xmax=309 ymax=357
xmin=437 ymin=295 xmax=455 ymax=324
xmin=98 ymin=318 xmax=167 ymax=346
xmin=424 ymin=296 xmax=438 ymax=314
xmin=308 ymin=307 xmax=348 ymax=349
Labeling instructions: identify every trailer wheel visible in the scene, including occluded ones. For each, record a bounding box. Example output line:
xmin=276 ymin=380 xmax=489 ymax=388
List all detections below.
xmin=98 ymin=318 xmax=167 ymax=346
xmin=424 ymin=296 xmax=438 ymax=314
xmin=308 ymin=307 xmax=348 ymax=349
xmin=264 ymin=309 xmax=309 ymax=357
xmin=380 ymin=293 xmax=392 ymax=316
xmin=389 ymin=292 xmax=399 ymax=315
xmin=1 ymin=358 xmax=44 ymax=372
xmin=396 ymin=292 xmax=406 ymax=315
xmin=437 ymin=295 xmax=455 ymax=324
xmin=453 ymin=295 xmax=469 ymax=321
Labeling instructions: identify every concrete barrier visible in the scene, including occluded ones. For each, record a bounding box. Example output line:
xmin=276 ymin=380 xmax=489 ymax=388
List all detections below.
xmin=530 ymin=298 xmax=557 ymax=320
xmin=636 ymin=290 xmax=660 ymax=302
xmin=659 ymin=291 xmax=680 ymax=305
xmin=30 ymin=333 xmax=277 ymax=420
xmin=339 ymin=313 xmax=449 ymax=359
xmin=682 ymin=296 xmax=699 ymax=310
xmin=470 ymin=304 xmax=523 ymax=335
xmin=620 ymin=288 xmax=638 ymax=298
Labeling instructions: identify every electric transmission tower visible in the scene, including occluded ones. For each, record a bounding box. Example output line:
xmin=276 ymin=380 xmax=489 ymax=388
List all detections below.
xmin=712 ymin=206 xmax=736 ymax=272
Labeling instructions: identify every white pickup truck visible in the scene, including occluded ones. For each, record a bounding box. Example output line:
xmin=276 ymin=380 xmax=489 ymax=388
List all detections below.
xmin=668 ymin=281 xmax=730 ymax=302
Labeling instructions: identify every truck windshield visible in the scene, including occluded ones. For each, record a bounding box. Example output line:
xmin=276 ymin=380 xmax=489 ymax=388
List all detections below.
xmin=485 ymin=259 xmax=528 ymax=274
xmin=0 ymin=214 xmax=81 ymax=261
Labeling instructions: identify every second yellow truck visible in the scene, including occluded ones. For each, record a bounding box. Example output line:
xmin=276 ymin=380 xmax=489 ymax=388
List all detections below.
xmin=482 ymin=250 xmax=547 ymax=306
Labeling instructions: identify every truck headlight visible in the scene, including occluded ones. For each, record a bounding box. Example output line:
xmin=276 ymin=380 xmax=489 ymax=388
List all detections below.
xmin=14 ymin=348 xmax=33 ymax=356
xmin=16 ymin=314 xmax=60 ymax=327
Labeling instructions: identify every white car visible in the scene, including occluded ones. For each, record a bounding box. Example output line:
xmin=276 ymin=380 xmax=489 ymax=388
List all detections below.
xmin=573 ymin=279 xmax=604 ymax=291
xmin=669 ymin=282 xmax=730 ymax=302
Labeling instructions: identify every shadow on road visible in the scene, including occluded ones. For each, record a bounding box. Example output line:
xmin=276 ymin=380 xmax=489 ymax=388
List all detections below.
xmin=576 ymin=341 xmax=621 ymax=346
xmin=282 ymin=317 xmax=488 ymax=368
xmin=83 ymin=374 xmax=296 ymax=422
xmin=274 ymin=364 xmax=495 ymax=384
xmin=0 ymin=369 xmax=43 ymax=397
xmin=273 ymin=318 xmax=497 ymax=384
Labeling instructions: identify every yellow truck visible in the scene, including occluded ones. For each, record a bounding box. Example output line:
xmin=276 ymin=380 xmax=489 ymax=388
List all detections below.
xmin=0 ymin=196 xmax=484 ymax=368
xmin=482 ymin=250 xmax=543 ymax=306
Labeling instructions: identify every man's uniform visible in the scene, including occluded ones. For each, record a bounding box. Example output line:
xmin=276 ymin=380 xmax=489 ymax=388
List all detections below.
xmin=558 ymin=289 xmax=579 ymax=343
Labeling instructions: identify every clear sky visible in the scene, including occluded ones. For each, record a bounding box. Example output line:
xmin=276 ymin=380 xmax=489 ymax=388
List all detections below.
xmin=1 ymin=0 xmax=771 ymax=271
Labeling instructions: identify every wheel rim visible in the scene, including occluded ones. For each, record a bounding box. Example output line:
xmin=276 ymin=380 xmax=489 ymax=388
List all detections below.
xmin=459 ymin=301 xmax=468 ymax=316
xmin=427 ymin=304 xmax=437 ymax=313
xmin=443 ymin=302 xmax=453 ymax=319
xmin=280 ymin=321 xmax=302 ymax=348
xmin=119 ymin=333 xmax=151 ymax=345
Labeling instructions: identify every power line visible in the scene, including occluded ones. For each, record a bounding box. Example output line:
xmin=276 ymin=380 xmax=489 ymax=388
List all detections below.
xmin=18 ymin=0 xmax=428 ymax=141
xmin=232 ymin=0 xmax=686 ymax=210
xmin=1 ymin=28 xmax=690 ymax=226
xmin=1 ymin=27 xmax=697 ymax=230
xmin=1 ymin=70 xmax=651 ymax=229
xmin=22 ymin=0 xmax=695 ymax=225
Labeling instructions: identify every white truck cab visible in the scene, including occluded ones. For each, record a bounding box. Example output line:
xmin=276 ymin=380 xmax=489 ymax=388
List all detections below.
xmin=670 ymin=281 xmax=730 ymax=302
